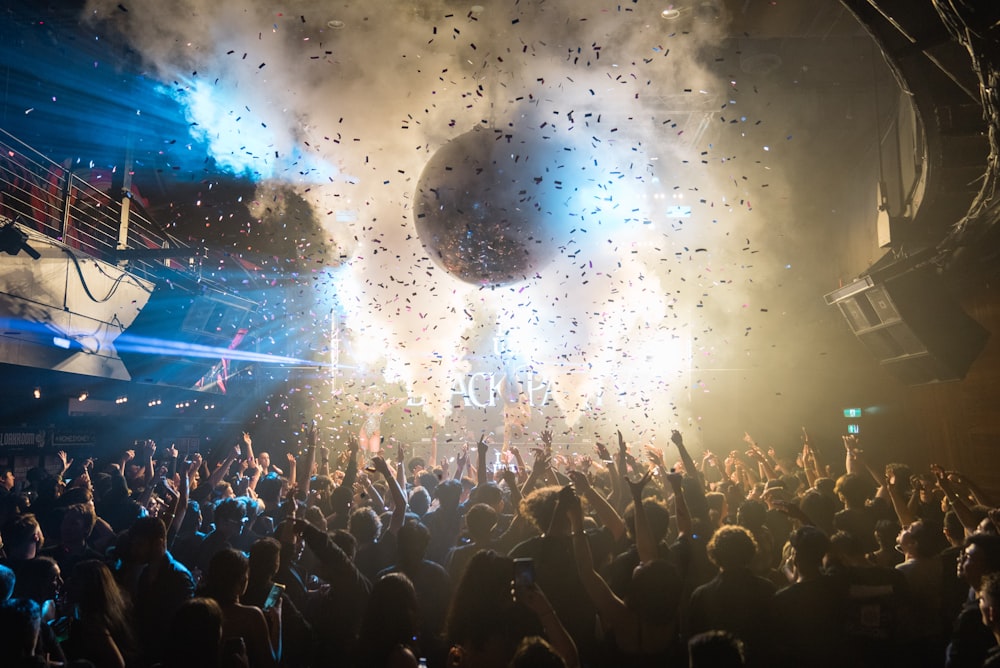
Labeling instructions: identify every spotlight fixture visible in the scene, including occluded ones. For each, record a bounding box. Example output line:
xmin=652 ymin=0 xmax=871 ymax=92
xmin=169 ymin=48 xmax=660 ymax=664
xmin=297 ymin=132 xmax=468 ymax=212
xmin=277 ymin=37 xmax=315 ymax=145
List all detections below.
xmin=78 ymin=390 xmax=89 ymax=402
xmin=115 ymin=396 xmax=128 ymax=404
xmin=32 ymin=387 xmax=41 ymax=399
xmin=0 ymin=220 xmax=41 ymax=260
xmin=660 ymin=7 xmax=681 ymax=19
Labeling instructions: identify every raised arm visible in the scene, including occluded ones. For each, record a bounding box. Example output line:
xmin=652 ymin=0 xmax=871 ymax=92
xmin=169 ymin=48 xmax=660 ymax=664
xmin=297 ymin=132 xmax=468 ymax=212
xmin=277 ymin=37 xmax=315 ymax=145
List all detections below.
xmin=55 ymin=450 xmax=73 ymax=483
xmin=670 ymin=430 xmax=709 ymax=522
xmin=947 ymin=469 xmax=994 ymax=508
xmin=430 ymin=430 xmax=438 ymax=474
xmin=297 ymin=423 xmax=319 ymax=500
xmin=135 ymin=441 xmax=158 ymax=507
xmin=241 ymin=432 xmax=256 ymax=473
xmin=162 ymin=445 xmax=179 ymax=482
xmin=476 ymin=434 xmax=489 ymax=488
xmin=356 ymin=471 xmax=386 ymax=512
xmin=613 ymin=430 xmax=629 ymax=510
xmin=742 ymin=433 xmax=777 ymax=481
xmin=341 ymin=435 xmax=360 ymax=492
xmin=317 ymin=445 xmax=331 ymax=477
xmin=671 ymin=430 xmax=699 ymax=482
xmin=800 ymin=440 xmax=819 ymax=488
xmin=207 ymin=443 xmax=238 ymax=491
xmin=886 ymin=470 xmax=917 ymax=527
xmin=371 ymin=455 xmax=406 ymax=534
xmin=626 ymin=469 xmax=658 ymax=564
xmin=168 ymin=455 xmax=200 ymax=545
xmin=664 ymin=469 xmax=693 ymax=538
xmin=509 ymin=446 xmax=528 ymax=485
xmin=499 ymin=468 xmax=522 ymax=516
xmin=568 ymin=469 xmax=625 ymax=542
xmin=395 ymin=441 xmax=407 ymax=491
xmin=932 ymin=465 xmax=979 ymax=533
xmin=565 ymin=486 xmax=630 ymax=629
xmin=515 ymin=582 xmax=580 ymax=668
xmin=285 ymin=451 xmax=298 ymax=492
xmin=595 ymin=440 xmax=622 ymax=509
xmin=843 ymin=435 xmax=861 ymax=475
xmin=520 ymin=447 xmax=551 ymax=498
xmin=242 ymin=438 xmax=262 ymax=496
xmin=645 ymin=444 xmax=671 ymax=494
xmin=452 ymin=444 xmax=469 ymax=481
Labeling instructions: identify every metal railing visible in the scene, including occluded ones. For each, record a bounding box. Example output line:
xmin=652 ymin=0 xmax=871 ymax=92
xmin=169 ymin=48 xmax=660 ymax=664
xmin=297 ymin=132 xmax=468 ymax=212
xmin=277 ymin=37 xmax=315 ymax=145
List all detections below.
xmin=0 ymin=128 xmax=192 ymax=282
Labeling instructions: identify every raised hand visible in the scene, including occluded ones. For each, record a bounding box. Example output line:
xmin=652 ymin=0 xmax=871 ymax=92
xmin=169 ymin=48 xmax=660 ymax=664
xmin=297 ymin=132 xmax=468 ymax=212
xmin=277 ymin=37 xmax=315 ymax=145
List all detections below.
xmin=947 ymin=471 xmax=969 ymax=486
xmin=671 ymin=430 xmax=685 ymax=448
xmin=625 ymin=469 xmax=653 ymax=500
xmin=499 ymin=467 xmax=518 ymax=489
xmin=530 ymin=447 xmax=551 ymax=470
xmin=595 ymin=441 xmax=611 ymax=461
xmin=541 ymin=429 xmax=553 ymax=450
xmin=558 ymin=485 xmax=584 ymax=528
xmin=348 ymin=434 xmax=360 ymax=453
xmin=567 ymin=469 xmax=591 ymax=494
xmin=617 ymin=430 xmax=627 ymax=454
xmin=623 ymin=451 xmax=640 ymax=473
xmin=242 ymin=431 xmax=253 ymax=448
xmin=645 ymin=444 xmax=666 ymax=470
xmin=370 ymin=456 xmax=392 ymax=478
xmin=513 ymin=577 xmax=553 ymax=616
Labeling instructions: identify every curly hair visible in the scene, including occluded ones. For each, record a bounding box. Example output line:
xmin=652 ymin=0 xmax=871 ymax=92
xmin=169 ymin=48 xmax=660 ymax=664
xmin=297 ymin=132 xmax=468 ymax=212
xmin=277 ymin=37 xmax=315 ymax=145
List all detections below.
xmin=706 ymin=525 xmax=758 ymax=571
xmin=518 ymin=485 xmax=562 ymax=533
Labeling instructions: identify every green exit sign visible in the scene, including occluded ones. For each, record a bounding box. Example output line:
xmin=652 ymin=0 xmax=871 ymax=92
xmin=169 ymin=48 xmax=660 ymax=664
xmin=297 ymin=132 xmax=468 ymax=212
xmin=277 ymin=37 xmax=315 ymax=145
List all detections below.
xmin=843 ymin=408 xmax=862 ymax=418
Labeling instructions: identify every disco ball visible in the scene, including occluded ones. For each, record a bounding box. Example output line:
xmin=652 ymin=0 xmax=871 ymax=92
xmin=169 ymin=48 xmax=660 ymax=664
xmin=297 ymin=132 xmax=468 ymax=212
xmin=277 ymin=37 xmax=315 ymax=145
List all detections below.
xmin=414 ymin=126 xmax=566 ymax=286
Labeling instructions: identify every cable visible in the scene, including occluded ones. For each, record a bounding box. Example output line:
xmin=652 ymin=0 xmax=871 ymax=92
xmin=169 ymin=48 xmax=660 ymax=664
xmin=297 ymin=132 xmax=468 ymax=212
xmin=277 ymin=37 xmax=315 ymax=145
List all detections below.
xmin=61 ymin=247 xmax=153 ymax=303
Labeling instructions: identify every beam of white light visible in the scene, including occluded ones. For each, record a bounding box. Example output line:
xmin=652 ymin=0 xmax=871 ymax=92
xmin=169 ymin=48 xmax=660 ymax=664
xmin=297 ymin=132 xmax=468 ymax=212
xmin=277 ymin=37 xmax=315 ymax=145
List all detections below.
xmin=115 ymin=333 xmax=329 ymax=366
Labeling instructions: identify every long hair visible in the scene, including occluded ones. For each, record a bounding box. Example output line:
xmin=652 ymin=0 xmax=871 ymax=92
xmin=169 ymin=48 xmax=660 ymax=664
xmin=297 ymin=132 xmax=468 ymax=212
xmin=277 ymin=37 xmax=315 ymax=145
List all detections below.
xmin=357 ymin=573 xmax=419 ymax=667
xmin=66 ymin=559 xmax=135 ymax=653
